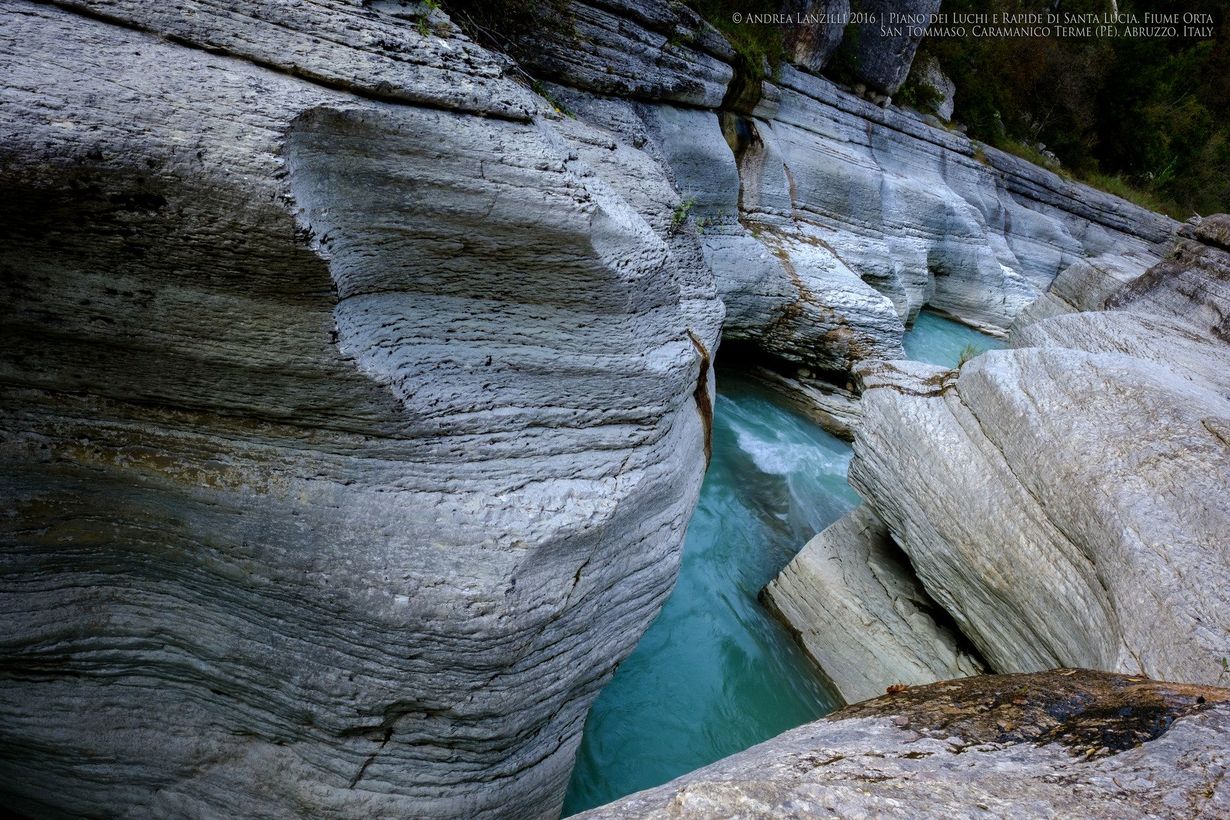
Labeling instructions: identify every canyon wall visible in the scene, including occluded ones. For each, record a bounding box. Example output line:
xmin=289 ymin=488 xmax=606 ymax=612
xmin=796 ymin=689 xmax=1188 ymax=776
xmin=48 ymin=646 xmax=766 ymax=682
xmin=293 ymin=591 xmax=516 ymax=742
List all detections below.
xmin=0 ymin=0 xmax=1199 ymax=816
xmin=767 ymin=215 xmax=1230 ymax=707
xmin=0 ymin=2 xmax=719 ymax=817
xmin=512 ymin=0 xmax=1172 ymax=380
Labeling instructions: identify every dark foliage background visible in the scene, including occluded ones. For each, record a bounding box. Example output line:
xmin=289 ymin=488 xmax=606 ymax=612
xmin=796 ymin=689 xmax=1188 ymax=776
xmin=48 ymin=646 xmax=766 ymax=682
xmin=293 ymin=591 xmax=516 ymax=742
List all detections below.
xmin=919 ymin=0 xmax=1230 ymax=216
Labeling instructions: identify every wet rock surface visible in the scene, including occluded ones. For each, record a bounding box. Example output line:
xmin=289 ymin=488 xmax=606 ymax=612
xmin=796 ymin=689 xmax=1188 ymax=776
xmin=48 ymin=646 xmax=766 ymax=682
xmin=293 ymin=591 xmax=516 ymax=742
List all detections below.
xmin=579 ymin=670 xmax=1230 ymax=818
xmin=496 ymin=0 xmax=1174 ymax=367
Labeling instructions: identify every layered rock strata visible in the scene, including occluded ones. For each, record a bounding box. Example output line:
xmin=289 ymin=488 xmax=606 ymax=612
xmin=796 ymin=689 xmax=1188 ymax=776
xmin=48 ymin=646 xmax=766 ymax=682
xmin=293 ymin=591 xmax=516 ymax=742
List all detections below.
xmin=768 ymin=215 xmax=1230 ymax=702
xmin=0 ymin=0 xmax=1206 ymax=815
xmin=0 ymin=2 xmax=721 ymax=816
xmin=580 ymin=670 xmax=1230 ymax=818
xmin=514 ymin=0 xmax=1174 ymax=380
xmin=761 ymin=505 xmax=983 ymax=705
xmin=850 ymin=227 xmax=1229 ymax=685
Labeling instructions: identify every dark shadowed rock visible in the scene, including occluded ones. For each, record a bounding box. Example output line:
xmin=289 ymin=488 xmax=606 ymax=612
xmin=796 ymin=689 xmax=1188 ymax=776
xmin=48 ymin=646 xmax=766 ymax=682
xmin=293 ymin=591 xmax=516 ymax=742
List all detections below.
xmin=834 ymin=0 xmax=942 ymax=95
xmin=844 ymin=221 xmax=1230 ymax=688
xmin=782 ymin=0 xmax=849 ymax=72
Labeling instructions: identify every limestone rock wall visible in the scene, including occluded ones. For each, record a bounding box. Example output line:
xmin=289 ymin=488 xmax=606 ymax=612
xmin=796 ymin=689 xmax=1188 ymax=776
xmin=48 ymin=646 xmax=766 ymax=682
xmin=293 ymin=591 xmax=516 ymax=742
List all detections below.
xmin=0 ymin=2 xmax=720 ymax=816
xmin=506 ymin=0 xmax=1174 ymax=377
xmin=0 ymin=0 xmax=1206 ymax=816
xmin=761 ymin=505 xmax=983 ymax=705
xmin=840 ymin=223 xmax=1230 ymax=687
xmin=782 ymin=0 xmax=849 ymax=73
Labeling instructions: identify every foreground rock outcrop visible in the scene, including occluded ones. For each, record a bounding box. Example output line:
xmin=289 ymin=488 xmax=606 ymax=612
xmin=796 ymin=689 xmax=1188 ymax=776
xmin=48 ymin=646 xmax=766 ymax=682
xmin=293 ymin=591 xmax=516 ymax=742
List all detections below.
xmin=0 ymin=2 xmax=720 ymax=816
xmin=581 ymin=670 xmax=1230 ymax=818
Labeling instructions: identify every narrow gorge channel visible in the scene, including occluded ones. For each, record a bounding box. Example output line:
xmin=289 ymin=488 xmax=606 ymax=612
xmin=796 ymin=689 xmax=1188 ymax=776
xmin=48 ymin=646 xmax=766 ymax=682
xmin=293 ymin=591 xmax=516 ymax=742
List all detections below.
xmin=564 ymin=314 xmax=1001 ymax=815
xmin=562 ymin=372 xmax=851 ymax=815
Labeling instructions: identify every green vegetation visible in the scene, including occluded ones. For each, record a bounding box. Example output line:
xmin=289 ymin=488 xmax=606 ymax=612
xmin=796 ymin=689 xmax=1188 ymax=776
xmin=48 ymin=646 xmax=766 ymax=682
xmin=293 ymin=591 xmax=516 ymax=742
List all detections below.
xmin=683 ymin=1 xmax=786 ymax=80
xmin=670 ymin=196 xmax=698 ymax=234
xmin=530 ymin=79 xmax=574 ymax=118
xmin=923 ymin=0 xmax=1230 ymax=217
xmin=895 ymin=72 xmax=945 ymax=116
xmin=417 ymin=0 xmax=441 ymax=37
xmin=997 ymin=138 xmax=1059 ymax=171
xmin=956 ymin=343 xmax=982 ymax=368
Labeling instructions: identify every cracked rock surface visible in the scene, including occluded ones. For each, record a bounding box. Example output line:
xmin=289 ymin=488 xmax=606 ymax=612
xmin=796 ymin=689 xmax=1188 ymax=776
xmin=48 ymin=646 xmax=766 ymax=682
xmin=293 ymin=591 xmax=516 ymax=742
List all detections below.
xmin=841 ymin=220 xmax=1230 ymax=688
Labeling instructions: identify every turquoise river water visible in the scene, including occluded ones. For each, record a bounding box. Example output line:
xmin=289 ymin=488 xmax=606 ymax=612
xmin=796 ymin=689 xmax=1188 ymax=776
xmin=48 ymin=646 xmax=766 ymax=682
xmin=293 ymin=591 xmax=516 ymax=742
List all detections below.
xmin=902 ymin=310 xmax=1005 ymax=367
xmin=561 ymin=312 xmax=1002 ymax=815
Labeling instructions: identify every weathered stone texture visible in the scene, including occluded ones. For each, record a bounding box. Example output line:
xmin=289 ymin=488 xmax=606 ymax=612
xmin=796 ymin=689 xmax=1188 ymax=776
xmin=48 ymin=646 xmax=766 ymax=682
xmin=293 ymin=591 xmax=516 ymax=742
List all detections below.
xmin=0 ymin=2 xmax=718 ymax=817
xmin=762 ymin=506 xmax=983 ymax=705
xmin=842 ymin=227 xmax=1230 ymax=687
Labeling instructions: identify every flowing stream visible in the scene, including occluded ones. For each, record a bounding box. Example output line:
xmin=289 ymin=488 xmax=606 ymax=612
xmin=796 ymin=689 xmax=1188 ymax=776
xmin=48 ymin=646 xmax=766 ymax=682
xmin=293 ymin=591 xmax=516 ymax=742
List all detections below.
xmin=562 ymin=312 xmax=1003 ymax=815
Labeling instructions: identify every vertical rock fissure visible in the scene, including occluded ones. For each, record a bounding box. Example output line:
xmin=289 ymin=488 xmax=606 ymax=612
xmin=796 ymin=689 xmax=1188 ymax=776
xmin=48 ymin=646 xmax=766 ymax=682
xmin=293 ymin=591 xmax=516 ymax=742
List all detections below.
xmin=686 ymin=329 xmax=713 ymax=466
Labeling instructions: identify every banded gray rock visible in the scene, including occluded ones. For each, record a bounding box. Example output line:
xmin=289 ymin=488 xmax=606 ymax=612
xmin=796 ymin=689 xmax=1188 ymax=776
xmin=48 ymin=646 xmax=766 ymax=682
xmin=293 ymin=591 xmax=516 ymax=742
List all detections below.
xmin=841 ymin=222 xmax=1230 ymax=686
xmin=0 ymin=0 xmax=1208 ymax=816
xmin=495 ymin=0 xmax=1174 ymax=371
xmin=762 ymin=505 xmax=983 ymax=705
xmin=0 ymin=1 xmax=719 ymax=817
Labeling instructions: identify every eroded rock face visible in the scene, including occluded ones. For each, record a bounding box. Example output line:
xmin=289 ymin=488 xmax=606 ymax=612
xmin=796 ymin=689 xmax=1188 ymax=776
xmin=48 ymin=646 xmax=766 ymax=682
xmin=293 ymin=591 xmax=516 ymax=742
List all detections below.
xmin=842 ymin=223 xmax=1230 ymax=688
xmin=580 ymin=670 xmax=1230 ymax=818
xmin=910 ymin=53 xmax=955 ymax=120
xmin=499 ymin=0 xmax=1174 ymax=372
xmin=762 ymin=505 xmax=983 ymax=705
xmin=0 ymin=0 xmax=1204 ymax=816
xmin=0 ymin=2 xmax=719 ymax=816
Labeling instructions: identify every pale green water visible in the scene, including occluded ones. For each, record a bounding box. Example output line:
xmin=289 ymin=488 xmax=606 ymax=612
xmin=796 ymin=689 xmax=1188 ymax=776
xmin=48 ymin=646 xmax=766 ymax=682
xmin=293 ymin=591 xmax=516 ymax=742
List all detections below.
xmin=562 ymin=313 xmax=1003 ymax=816
xmin=902 ymin=310 xmax=1005 ymax=367
xmin=562 ymin=375 xmax=857 ymax=815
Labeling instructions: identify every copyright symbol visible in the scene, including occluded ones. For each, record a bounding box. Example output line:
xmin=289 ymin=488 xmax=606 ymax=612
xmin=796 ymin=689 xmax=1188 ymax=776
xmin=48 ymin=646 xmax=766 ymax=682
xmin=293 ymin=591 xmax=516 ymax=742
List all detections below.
xmin=732 ymin=12 xmax=742 ymax=23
